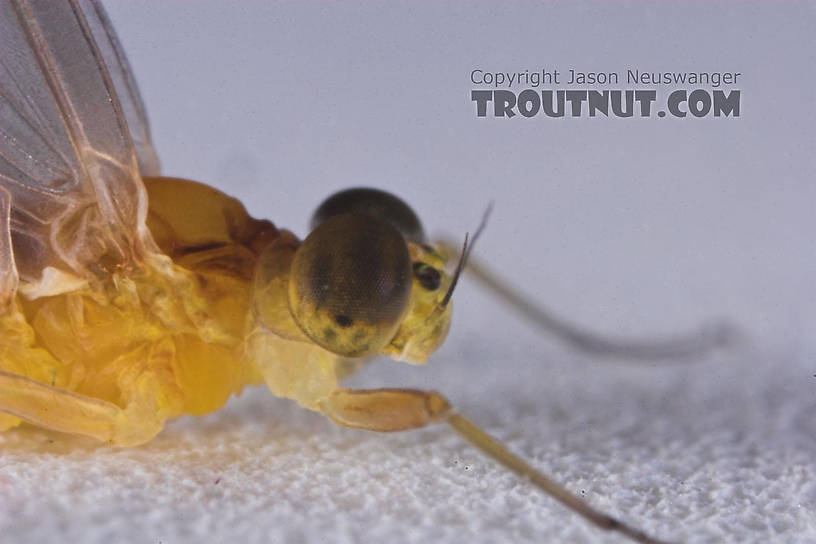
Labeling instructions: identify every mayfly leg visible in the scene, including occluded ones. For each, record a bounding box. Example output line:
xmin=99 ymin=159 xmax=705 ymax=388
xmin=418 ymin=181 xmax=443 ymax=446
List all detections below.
xmin=447 ymin=412 xmax=673 ymax=544
xmin=321 ymin=388 xmax=671 ymax=543
xmin=439 ymin=238 xmax=736 ymax=361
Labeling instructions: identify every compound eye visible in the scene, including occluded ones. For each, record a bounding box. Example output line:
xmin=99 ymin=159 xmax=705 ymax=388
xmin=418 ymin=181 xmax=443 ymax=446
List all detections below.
xmin=413 ymin=262 xmax=442 ymax=291
xmin=310 ymin=187 xmax=426 ymax=243
xmin=289 ymin=213 xmax=413 ymax=357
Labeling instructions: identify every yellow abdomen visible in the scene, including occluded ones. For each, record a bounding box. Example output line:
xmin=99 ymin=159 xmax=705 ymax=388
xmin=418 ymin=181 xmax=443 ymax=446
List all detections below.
xmin=2 ymin=177 xmax=276 ymax=426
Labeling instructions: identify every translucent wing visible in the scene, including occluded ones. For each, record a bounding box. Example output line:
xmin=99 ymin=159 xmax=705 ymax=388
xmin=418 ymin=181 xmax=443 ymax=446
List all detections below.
xmin=0 ymin=0 xmax=159 ymax=295
xmin=0 ymin=186 xmax=16 ymax=305
xmin=83 ymin=0 xmax=160 ymax=178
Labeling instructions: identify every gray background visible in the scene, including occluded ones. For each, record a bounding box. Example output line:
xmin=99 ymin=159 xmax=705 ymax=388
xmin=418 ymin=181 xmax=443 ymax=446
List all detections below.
xmin=106 ymin=1 xmax=815 ymax=347
xmin=2 ymin=2 xmax=815 ymax=543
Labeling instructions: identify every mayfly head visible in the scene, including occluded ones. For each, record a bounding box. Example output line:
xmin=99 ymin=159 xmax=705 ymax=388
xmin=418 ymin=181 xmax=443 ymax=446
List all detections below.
xmin=385 ymin=201 xmax=492 ymax=362
xmin=280 ymin=187 xmax=454 ymax=362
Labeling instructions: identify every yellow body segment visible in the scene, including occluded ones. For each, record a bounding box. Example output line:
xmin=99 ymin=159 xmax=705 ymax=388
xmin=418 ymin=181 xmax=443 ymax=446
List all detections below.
xmin=0 ymin=178 xmax=343 ymax=443
xmin=0 ymin=177 xmax=457 ymax=445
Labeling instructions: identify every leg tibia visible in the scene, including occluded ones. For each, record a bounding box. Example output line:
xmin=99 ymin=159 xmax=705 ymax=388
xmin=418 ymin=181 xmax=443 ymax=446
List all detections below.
xmin=0 ymin=370 xmax=165 ymax=446
xmin=320 ymin=388 xmax=451 ymax=432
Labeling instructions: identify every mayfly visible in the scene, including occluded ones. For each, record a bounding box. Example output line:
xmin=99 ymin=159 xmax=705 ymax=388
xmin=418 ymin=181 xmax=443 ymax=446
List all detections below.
xmin=0 ymin=1 xmax=729 ymax=542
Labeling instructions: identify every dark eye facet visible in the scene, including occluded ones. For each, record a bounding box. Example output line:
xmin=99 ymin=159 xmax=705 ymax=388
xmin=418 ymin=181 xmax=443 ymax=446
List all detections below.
xmin=289 ymin=213 xmax=413 ymax=357
xmin=311 ymin=187 xmax=426 ymax=243
xmin=413 ymin=262 xmax=441 ymax=291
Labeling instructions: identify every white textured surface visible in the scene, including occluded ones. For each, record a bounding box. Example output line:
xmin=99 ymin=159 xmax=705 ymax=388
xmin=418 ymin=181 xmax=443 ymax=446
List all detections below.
xmin=2 ymin=333 xmax=816 ymax=544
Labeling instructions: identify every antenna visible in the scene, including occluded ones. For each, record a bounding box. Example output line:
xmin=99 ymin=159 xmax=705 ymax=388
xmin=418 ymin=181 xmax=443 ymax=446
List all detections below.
xmin=439 ymin=202 xmax=493 ymax=308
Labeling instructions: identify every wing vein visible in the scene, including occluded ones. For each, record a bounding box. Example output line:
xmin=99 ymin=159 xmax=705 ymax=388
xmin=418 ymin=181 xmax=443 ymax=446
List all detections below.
xmin=0 ymin=59 xmax=73 ymax=179
xmin=10 ymin=0 xmax=88 ymax=184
